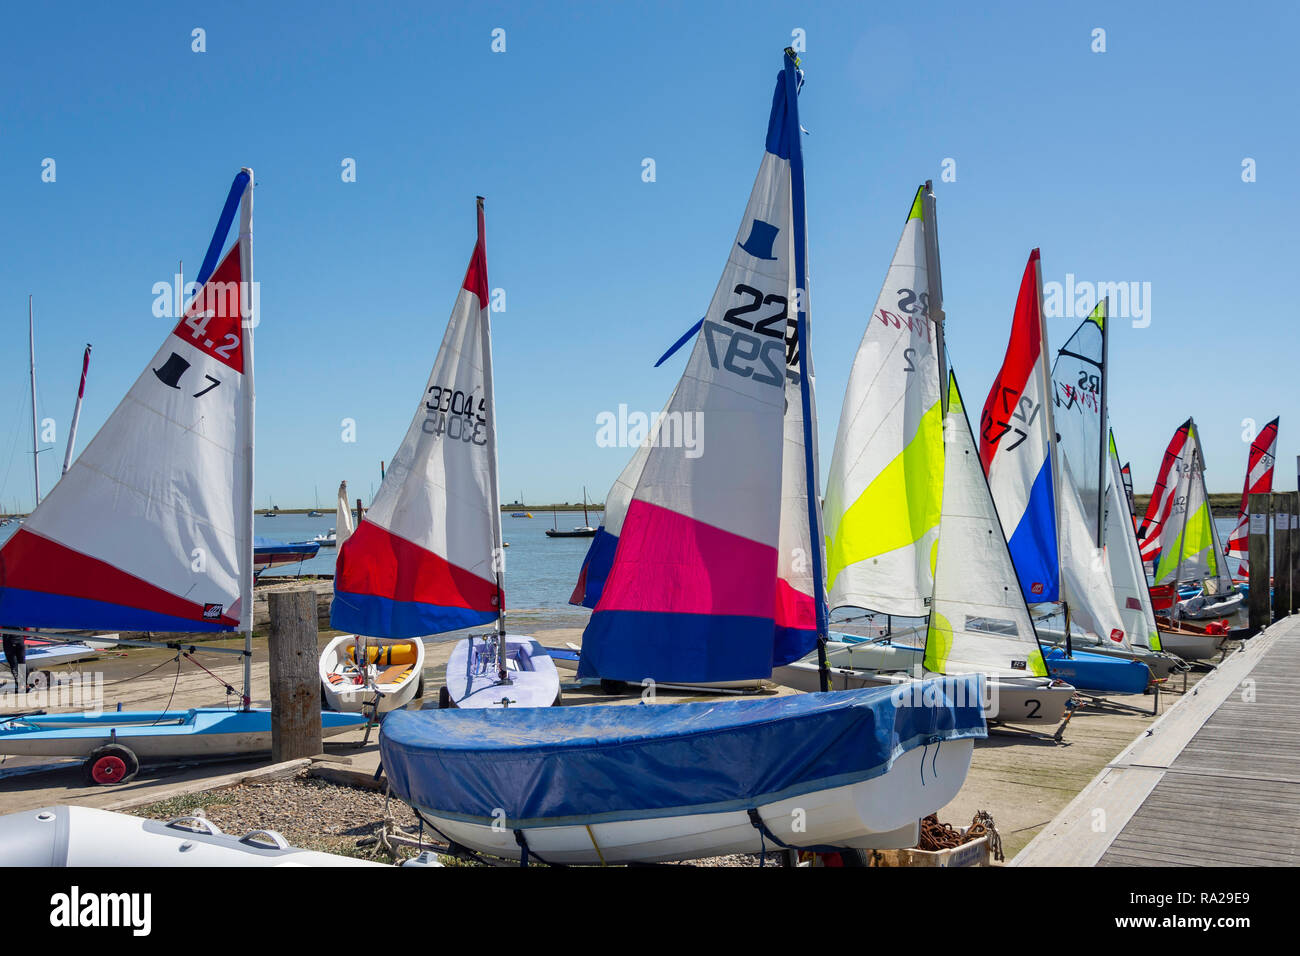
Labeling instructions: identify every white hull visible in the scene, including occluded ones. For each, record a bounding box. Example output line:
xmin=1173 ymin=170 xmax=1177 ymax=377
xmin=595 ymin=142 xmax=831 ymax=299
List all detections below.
xmin=1156 ymin=629 xmax=1226 ymax=661
xmin=444 ymin=635 xmax=560 ymax=708
xmin=416 ymin=738 xmax=974 ymax=864
xmin=1177 ymin=590 xmax=1245 ymax=620
xmin=0 ymin=805 xmax=387 ymax=867
xmin=319 ymin=635 xmax=424 ymax=713
xmin=774 ymin=645 xmax=1073 ymax=725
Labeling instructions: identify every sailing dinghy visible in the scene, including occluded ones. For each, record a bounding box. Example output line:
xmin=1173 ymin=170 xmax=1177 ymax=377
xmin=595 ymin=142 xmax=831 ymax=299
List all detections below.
xmin=319 ymin=634 xmax=426 ymax=713
xmin=1224 ymin=417 xmax=1279 ymax=582
xmin=381 ymin=51 xmax=982 ymax=862
xmin=330 ymin=198 xmax=557 ymax=710
xmin=0 ymin=170 xmax=366 ymax=781
xmin=980 ymin=253 xmax=1150 ymax=694
xmin=777 ymin=184 xmax=1073 ymax=725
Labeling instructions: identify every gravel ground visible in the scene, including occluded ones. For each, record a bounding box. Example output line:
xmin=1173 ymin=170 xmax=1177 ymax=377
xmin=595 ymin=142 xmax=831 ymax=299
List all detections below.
xmin=126 ymin=770 xmax=774 ymax=867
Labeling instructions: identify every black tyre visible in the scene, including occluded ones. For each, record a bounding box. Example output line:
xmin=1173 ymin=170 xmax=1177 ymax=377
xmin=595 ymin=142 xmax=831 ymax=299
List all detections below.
xmin=438 ymin=685 xmax=452 ymax=709
xmin=414 ymin=674 xmax=426 ymax=699
xmin=83 ymin=744 xmax=140 ymax=786
xmin=600 ymin=678 xmax=628 ymax=695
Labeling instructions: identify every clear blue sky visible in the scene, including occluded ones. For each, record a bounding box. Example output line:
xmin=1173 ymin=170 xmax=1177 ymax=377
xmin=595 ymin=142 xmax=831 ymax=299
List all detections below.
xmin=2 ymin=1 xmax=1295 ymax=513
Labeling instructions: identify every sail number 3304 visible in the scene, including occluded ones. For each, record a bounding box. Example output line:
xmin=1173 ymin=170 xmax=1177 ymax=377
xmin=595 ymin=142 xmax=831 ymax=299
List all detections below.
xmin=423 ymin=385 xmax=488 ymax=445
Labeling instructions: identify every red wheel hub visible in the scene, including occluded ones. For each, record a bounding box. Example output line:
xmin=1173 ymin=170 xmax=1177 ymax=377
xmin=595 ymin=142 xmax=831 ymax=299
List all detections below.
xmin=91 ymin=755 xmax=127 ymax=784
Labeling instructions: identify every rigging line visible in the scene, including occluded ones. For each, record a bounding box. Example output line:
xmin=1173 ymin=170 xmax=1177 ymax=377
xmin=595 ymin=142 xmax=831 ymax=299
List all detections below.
xmin=150 ymin=653 xmax=185 ymax=725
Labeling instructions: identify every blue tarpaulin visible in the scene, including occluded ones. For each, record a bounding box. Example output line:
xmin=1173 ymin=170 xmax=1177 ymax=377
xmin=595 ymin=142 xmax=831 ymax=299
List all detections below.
xmin=381 ymin=676 xmax=986 ymax=828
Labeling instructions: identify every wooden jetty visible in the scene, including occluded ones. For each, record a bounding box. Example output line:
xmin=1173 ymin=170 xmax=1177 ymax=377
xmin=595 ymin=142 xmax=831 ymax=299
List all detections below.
xmin=1012 ymin=614 xmax=1300 ymax=866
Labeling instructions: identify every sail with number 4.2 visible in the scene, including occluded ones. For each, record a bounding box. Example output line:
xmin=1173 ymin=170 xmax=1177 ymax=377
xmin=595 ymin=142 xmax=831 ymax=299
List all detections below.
xmin=0 ymin=171 xmax=255 ymax=632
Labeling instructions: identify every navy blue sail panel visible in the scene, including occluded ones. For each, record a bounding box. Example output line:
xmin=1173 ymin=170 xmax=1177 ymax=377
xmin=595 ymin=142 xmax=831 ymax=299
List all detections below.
xmin=380 ymin=676 xmax=986 ymax=828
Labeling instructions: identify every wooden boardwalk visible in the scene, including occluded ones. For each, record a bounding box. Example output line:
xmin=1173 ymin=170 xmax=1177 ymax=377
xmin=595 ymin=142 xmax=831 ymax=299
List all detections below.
xmin=1012 ymin=615 xmax=1300 ymax=866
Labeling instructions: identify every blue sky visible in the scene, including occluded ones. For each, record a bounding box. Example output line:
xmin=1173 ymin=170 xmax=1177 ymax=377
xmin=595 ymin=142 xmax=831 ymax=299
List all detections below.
xmin=2 ymin=0 xmax=1295 ymax=512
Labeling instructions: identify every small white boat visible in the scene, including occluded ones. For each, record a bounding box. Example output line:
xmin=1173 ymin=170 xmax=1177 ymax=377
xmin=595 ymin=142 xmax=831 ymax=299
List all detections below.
xmin=319 ymin=634 xmax=425 ymax=713
xmin=442 ymin=634 xmax=559 ymax=709
xmin=1155 ymin=627 xmax=1226 ymax=661
xmin=1176 ymin=589 xmax=1245 ymax=621
xmin=313 ymin=528 xmax=337 ymax=547
xmin=0 ymin=805 xmax=389 ymax=867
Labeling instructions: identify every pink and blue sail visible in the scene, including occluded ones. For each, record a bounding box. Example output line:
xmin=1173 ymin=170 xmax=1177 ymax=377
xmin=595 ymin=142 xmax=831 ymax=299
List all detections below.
xmin=578 ymin=51 xmax=823 ymax=684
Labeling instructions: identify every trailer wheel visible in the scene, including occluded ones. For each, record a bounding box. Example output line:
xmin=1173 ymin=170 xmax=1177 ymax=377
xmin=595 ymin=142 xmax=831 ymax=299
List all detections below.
xmin=438 ymin=685 xmax=452 ymax=709
xmin=414 ymin=674 xmax=426 ymax=699
xmin=83 ymin=744 xmax=139 ymax=786
xmin=600 ymin=678 xmax=627 ymax=695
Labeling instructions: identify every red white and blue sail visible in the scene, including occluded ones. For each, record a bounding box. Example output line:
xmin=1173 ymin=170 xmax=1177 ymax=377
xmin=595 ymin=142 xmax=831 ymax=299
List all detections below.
xmin=0 ymin=171 xmax=256 ymax=631
xmin=1225 ymin=417 xmax=1279 ymax=578
xmin=578 ymin=51 xmax=820 ymax=683
xmin=331 ymin=199 xmax=503 ymax=638
xmin=979 ymin=249 xmax=1059 ymax=603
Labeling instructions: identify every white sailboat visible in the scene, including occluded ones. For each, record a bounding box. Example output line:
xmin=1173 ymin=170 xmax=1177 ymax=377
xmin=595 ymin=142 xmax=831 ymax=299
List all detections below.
xmin=329 ymin=198 xmax=558 ymax=711
xmin=777 ymin=183 xmax=1073 ymax=725
xmin=0 ymin=170 xmax=367 ymax=782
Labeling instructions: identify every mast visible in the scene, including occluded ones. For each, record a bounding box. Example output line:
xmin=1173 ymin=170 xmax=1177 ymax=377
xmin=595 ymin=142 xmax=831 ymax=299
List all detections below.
xmin=1032 ymin=253 xmax=1069 ymax=654
xmin=782 ymin=49 xmax=829 ymax=691
xmin=1095 ymin=296 xmax=1110 ymax=548
xmin=62 ymin=345 xmax=92 ymax=475
xmin=474 ymin=197 xmax=508 ymax=676
xmin=922 ymin=181 xmax=947 ymax=416
xmin=238 ymin=168 xmax=256 ymax=710
xmin=29 ymin=296 xmax=40 ymax=507
xmin=1171 ymin=423 xmax=1197 ymax=618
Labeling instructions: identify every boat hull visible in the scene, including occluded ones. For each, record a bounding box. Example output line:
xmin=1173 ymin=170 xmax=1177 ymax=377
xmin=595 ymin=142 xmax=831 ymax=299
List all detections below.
xmin=0 ymin=805 xmax=386 ymax=867
xmin=0 ymin=708 xmax=367 ymax=760
xmin=444 ymin=635 xmax=560 ymax=708
xmin=411 ymin=738 xmax=974 ymax=864
xmin=319 ymin=635 xmax=424 ymax=713
xmin=1156 ymin=629 xmax=1226 ymax=661
xmin=1042 ymin=646 xmax=1151 ymax=693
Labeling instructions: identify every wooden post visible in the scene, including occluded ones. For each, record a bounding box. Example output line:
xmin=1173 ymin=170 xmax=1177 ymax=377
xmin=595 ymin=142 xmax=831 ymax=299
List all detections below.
xmin=268 ymin=589 xmax=321 ymax=762
xmin=1289 ymin=492 xmax=1300 ymax=615
xmin=1275 ymin=493 xmax=1293 ymax=619
xmin=1248 ymin=492 xmax=1271 ymax=631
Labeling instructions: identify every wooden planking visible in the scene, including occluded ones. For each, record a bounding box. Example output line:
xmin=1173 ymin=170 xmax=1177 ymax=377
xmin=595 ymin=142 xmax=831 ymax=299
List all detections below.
xmin=1014 ymin=615 xmax=1300 ymax=866
xmin=1095 ymin=619 xmax=1300 ymax=867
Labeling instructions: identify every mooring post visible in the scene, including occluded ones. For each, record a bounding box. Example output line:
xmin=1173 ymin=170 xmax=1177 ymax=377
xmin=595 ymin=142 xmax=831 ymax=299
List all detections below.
xmin=1248 ymin=492 xmax=1271 ymax=631
xmin=268 ymin=589 xmax=322 ymax=762
xmin=1274 ymin=493 xmax=1293 ymax=619
xmin=1289 ymin=492 xmax=1300 ymax=616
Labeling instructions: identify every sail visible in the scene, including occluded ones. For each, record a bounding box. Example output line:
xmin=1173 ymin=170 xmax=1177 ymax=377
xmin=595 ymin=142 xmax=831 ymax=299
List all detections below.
xmin=1137 ymin=418 xmax=1192 ymax=562
xmin=331 ymin=199 xmax=503 ymax=638
xmin=1108 ymin=432 xmax=1161 ymax=651
xmin=1050 ymin=301 xmax=1106 ymax=543
xmin=979 ymin=249 xmax=1059 ymax=603
xmin=1152 ymin=423 xmax=1229 ymax=588
xmin=924 ymin=374 xmax=1047 ymax=678
xmin=569 ymin=389 xmax=674 ymax=609
xmin=0 ymin=171 xmax=255 ymax=631
xmin=1224 ymin=416 xmax=1279 ymax=578
xmin=578 ymin=52 xmax=818 ymax=683
xmin=822 ymin=186 xmax=944 ymax=617
xmin=336 ymin=480 xmax=355 ymax=549
xmin=1058 ymin=454 xmax=1129 ymax=647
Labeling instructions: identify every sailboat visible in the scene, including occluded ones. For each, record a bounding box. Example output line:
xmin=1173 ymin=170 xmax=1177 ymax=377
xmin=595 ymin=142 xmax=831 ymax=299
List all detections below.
xmin=379 ymin=51 xmax=984 ymax=863
xmin=1224 ymin=417 xmax=1279 ymax=582
xmin=1035 ymin=300 xmax=1185 ymax=679
xmin=1143 ymin=420 xmax=1241 ymax=655
xmin=978 ymin=254 xmax=1150 ymax=695
xmin=545 ymin=488 xmax=598 ymax=537
xmin=0 ymin=170 xmax=366 ymax=782
xmin=776 ymin=184 xmax=1073 ymax=725
xmin=329 ymin=198 xmax=558 ymax=711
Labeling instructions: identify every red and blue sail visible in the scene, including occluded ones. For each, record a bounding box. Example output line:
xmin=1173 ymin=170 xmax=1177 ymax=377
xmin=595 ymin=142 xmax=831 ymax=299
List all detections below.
xmin=578 ymin=51 xmax=821 ymax=684
xmin=0 ymin=171 xmax=255 ymax=632
xmin=979 ymin=250 xmax=1060 ymax=604
xmin=331 ymin=200 xmax=504 ymax=639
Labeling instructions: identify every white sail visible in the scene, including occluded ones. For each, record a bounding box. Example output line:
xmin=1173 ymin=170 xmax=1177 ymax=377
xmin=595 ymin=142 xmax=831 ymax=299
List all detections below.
xmin=1051 ymin=302 xmax=1106 ymax=542
xmin=1106 ymin=436 xmax=1160 ymax=650
xmin=1153 ymin=423 xmax=1232 ymax=590
xmin=823 ymin=187 xmax=943 ymax=616
xmin=1058 ymin=455 xmax=1130 ymax=647
xmin=924 ymin=374 xmax=1047 ymax=678
xmin=336 ymin=480 xmax=355 ymax=549
xmin=331 ymin=198 xmax=503 ymax=638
